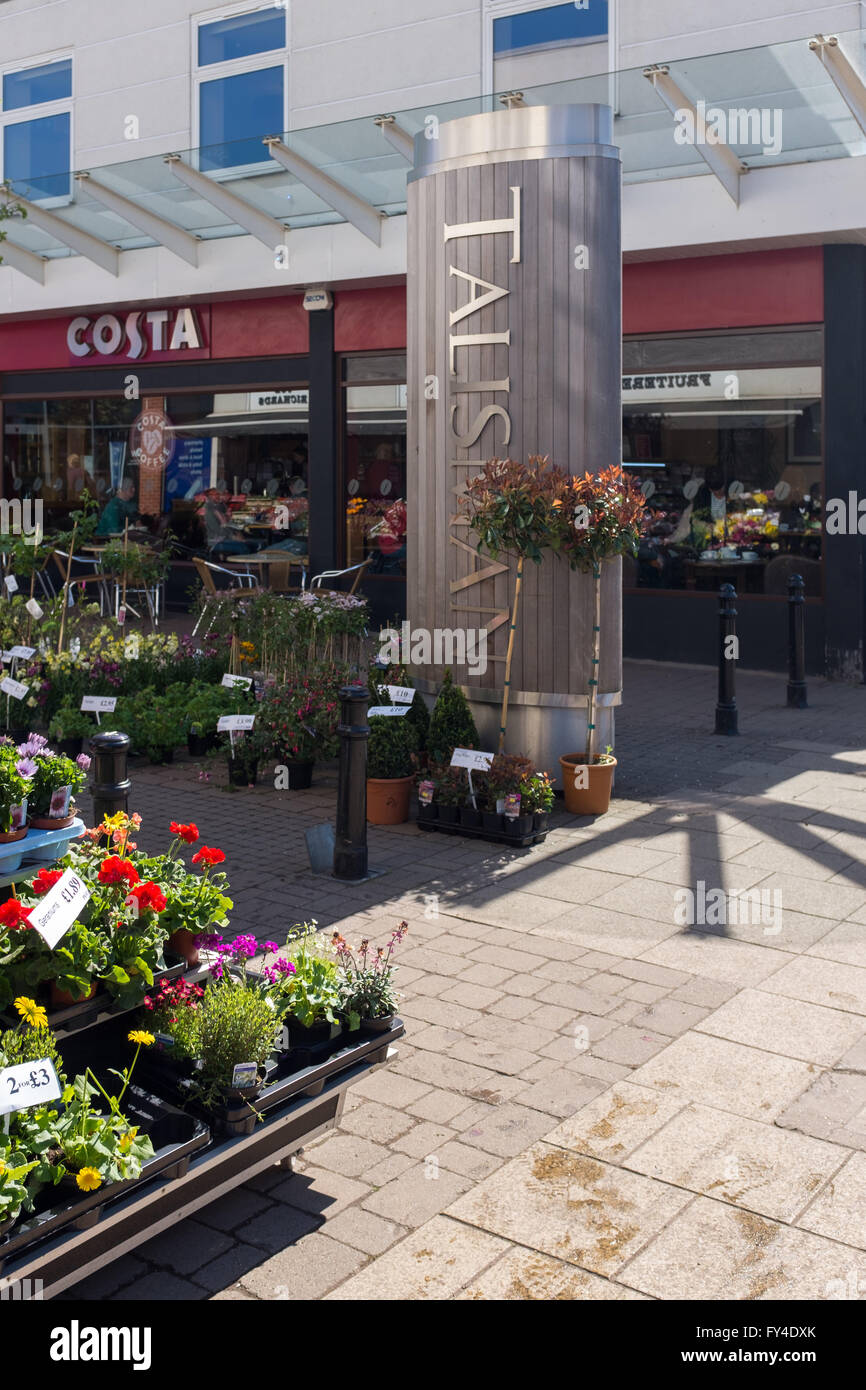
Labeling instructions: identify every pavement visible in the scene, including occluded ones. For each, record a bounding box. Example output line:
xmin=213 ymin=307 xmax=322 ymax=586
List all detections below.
xmin=60 ymin=660 xmax=866 ymax=1302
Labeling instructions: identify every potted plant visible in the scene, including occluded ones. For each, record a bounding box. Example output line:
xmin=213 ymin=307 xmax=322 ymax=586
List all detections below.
xmin=191 ymin=974 xmax=281 ymax=1133
xmin=225 ymin=726 xmax=264 ymax=788
xmin=557 ymin=467 xmax=647 ymax=815
xmin=271 ymin=922 xmax=342 ymax=1048
xmin=131 ymin=703 xmax=186 ymax=764
xmin=427 ymin=669 xmax=479 ymax=764
xmin=26 ymin=749 xmax=88 ymax=829
xmin=476 ymin=752 xmax=534 ymax=835
xmin=521 ymin=770 xmax=554 ymax=835
xmin=0 ymin=746 xmax=30 ymax=845
xmin=430 ymin=761 xmax=464 ymax=826
xmin=257 ymin=668 xmax=344 ymax=790
xmin=332 ymin=921 xmax=407 ymax=1033
xmin=185 ymin=682 xmax=232 ymax=756
xmin=366 ymin=713 xmax=415 ymax=825
xmin=47 ymin=704 xmax=96 ymax=759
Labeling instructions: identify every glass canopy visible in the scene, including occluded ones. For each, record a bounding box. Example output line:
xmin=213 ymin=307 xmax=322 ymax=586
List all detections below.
xmin=2 ymin=28 xmax=864 ymax=262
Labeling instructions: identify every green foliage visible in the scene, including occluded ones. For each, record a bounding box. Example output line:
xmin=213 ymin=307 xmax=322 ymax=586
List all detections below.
xmin=48 ymin=703 xmax=97 ymax=742
xmin=193 ymin=976 xmax=278 ymax=1102
xmin=461 ymin=455 xmax=569 ymax=565
xmin=427 ymin=670 xmax=479 ymax=763
xmin=27 ymin=753 xmax=88 ymax=816
xmin=0 ymin=744 xmax=29 ymax=831
xmin=519 ymin=771 xmax=554 ymax=814
xmin=367 ymin=714 xmax=415 ymax=780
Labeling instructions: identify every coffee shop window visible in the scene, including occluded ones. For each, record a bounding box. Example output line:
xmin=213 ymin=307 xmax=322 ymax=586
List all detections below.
xmin=621 ymin=364 xmax=822 ymax=597
xmin=342 ymin=356 xmax=407 ymax=578
xmin=3 ymin=396 xmax=141 ymax=524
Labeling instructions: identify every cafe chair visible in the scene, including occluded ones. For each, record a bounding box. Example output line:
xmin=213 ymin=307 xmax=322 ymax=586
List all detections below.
xmin=309 ymin=557 xmax=372 ymax=595
xmin=192 ymin=556 xmax=261 ymax=638
xmin=51 ymin=548 xmax=112 ymax=616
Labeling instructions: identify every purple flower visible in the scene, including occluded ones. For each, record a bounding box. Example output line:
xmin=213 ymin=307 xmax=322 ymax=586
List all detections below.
xmin=15 ymin=758 xmax=36 ymax=777
xmin=263 ymin=941 xmax=279 ymax=953
xmin=76 ymin=753 xmax=92 ymax=771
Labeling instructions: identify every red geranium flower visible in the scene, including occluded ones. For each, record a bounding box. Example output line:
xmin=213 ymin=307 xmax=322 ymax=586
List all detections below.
xmin=170 ymin=821 xmax=199 ymax=844
xmin=31 ymin=868 xmax=63 ymax=896
xmin=127 ymin=881 xmax=167 ymax=914
xmin=0 ymin=899 xmax=32 ymax=930
xmin=98 ymin=856 xmax=140 ymax=889
xmin=191 ymin=846 xmax=225 ymax=868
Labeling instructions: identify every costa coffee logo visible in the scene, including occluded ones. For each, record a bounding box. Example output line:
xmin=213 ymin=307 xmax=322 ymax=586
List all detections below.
xmin=67 ymin=307 xmax=202 ymax=359
xmin=130 ymin=400 xmax=175 ymax=472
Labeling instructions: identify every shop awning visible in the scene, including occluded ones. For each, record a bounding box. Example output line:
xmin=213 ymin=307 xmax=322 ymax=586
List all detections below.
xmin=0 ymin=27 xmax=863 ymax=278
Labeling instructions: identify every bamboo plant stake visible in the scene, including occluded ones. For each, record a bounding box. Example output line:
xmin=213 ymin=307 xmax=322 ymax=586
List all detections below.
xmin=120 ymin=520 xmax=129 ymax=620
xmin=56 ymin=520 xmax=78 ymax=655
xmin=584 ymin=562 xmax=602 ymax=765
xmin=498 ymin=553 xmax=525 ymax=753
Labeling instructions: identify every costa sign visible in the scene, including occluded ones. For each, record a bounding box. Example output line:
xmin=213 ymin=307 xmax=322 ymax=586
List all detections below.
xmin=67 ymin=307 xmax=202 ymax=359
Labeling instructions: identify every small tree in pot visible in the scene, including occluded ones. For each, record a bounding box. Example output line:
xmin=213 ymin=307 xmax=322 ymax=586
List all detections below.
xmin=366 ymin=714 xmax=416 ymax=825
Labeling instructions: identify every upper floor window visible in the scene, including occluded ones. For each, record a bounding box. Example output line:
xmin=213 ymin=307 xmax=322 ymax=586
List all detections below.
xmin=195 ymin=7 xmax=287 ymax=172
xmin=493 ymin=1 xmax=608 ymax=56
xmin=1 ymin=56 xmax=72 ymax=201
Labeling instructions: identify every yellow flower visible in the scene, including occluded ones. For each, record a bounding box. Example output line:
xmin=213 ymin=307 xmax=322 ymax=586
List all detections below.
xmin=76 ymin=1167 xmax=102 ymax=1192
xmin=14 ymin=997 xmax=48 ymax=1029
xmin=128 ymin=1030 xmax=154 ymax=1046
xmin=0 ymin=1161 xmax=6 ymax=1176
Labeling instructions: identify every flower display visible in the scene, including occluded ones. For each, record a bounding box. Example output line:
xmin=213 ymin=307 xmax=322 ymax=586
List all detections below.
xmin=191 ymin=846 xmax=226 ymax=868
xmin=0 ymin=901 xmax=32 ymax=931
xmin=98 ymin=856 xmax=141 ymax=889
xmin=170 ymin=821 xmax=199 ymax=844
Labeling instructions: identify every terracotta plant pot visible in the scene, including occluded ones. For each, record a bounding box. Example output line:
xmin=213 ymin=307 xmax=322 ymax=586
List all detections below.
xmin=167 ymin=928 xmax=200 ymax=967
xmin=50 ymin=980 xmax=97 ymax=1008
xmin=366 ymin=775 xmax=413 ymax=826
xmin=559 ymin=754 xmax=617 ymax=816
xmin=0 ymin=826 xmax=27 ymax=844
xmin=29 ymin=814 xmax=75 ymax=830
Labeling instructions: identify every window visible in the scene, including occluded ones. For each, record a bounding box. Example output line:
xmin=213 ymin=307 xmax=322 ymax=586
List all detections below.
xmin=1 ymin=56 xmax=72 ymax=200
xmin=493 ymin=1 xmax=608 ymax=57
xmin=621 ymin=336 xmax=823 ymax=596
xmin=195 ymin=7 xmax=287 ymax=172
xmin=342 ymin=357 xmax=407 ymax=579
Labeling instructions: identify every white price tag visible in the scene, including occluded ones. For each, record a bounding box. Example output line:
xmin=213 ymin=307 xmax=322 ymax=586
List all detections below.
xmin=386 ymin=685 xmax=415 ymax=704
xmin=81 ymin=695 xmax=117 ymax=713
xmin=450 ymin=748 xmax=495 ymax=772
xmin=217 ymin=714 xmax=256 ymax=732
xmin=28 ymin=869 xmax=91 ymax=951
xmin=25 ymin=598 xmax=43 ymax=621
xmin=0 ymin=1059 xmax=62 ymax=1115
xmin=1 ymin=677 xmax=28 ymax=700
xmin=4 ymin=574 xmax=18 ymax=593
xmin=221 ymin=674 xmax=252 ymax=689
xmin=8 ymin=645 xmax=35 ymax=660
xmin=368 ymin=705 xmax=411 ymax=717
xmin=231 ymin=1062 xmax=258 ymax=1089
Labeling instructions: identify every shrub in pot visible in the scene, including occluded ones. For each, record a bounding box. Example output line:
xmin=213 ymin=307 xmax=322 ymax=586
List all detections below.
xmin=427 ymin=669 xmax=479 ymax=763
xmin=521 ymin=770 xmax=555 ymax=834
xmin=132 ymin=703 xmax=186 ymax=765
xmin=476 ymin=753 xmax=534 ymax=835
xmin=371 ymin=664 xmax=430 ymax=758
xmin=367 ymin=714 xmax=415 ymax=825
xmin=48 ymin=704 xmax=96 ymax=759
xmin=428 ymin=761 xmax=465 ymax=825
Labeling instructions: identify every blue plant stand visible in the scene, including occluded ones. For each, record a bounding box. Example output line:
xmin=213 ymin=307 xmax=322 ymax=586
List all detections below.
xmin=0 ymin=817 xmax=85 ymax=887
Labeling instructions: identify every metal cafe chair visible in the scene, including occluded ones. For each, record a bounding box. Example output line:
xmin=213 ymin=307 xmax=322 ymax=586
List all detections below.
xmin=51 ymin=548 xmax=112 ymax=616
xmin=309 ymin=557 xmax=372 ymax=595
xmin=192 ymin=556 xmax=260 ymax=638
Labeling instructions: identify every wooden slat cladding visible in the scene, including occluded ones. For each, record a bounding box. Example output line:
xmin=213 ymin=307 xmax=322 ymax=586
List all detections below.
xmin=407 ymin=111 xmax=622 ymax=701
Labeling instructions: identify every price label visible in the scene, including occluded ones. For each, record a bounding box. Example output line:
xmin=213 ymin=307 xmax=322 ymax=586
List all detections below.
xmin=0 ymin=1059 xmax=62 ymax=1114
xmin=418 ymin=780 xmax=434 ymax=805
xmin=116 ymin=606 xmax=126 ymax=625
xmin=221 ymin=674 xmax=252 ymax=689
xmin=81 ymin=695 xmax=117 ymax=713
xmin=231 ymin=1062 xmax=258 ymax=1089
xmin=368 ymin=705 xmax=411 ymax=717
xmin=4 ymin=575 xmax=18 ymax=593
xmin=450 ymin=748 xmax=494 ymax=772
xmin=8 ymin=645 xmax=35 ymax=660
xmin=28 ymin=869 xmax=91 ymax=951
xmin=1 ymin=677 xmax=28 ymax=700
xmin=386 ymin=686 xmax=415 ymax=704
xmin=217 ymin=714 xmax=256 ymax=732
xmin=25 ymin=598 xmax=43 ymax=621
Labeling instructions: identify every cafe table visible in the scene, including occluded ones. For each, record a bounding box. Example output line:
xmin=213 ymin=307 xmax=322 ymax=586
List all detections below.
xmin=224 ymin=550 xmax=308 ymax=592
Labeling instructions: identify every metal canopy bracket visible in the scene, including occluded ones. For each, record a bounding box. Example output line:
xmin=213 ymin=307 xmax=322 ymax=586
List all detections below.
xmin=643 ymin=64 xmax=747 ymax=206
xmin=499 ymin=91 xmax=526 ymax=109
xmin=0 ymin=236 xmax=46 ymax=283
xmin=809 ymin=34 xmax=866 ymax=137
xmin=0 ymin=189 xmax=119 ymax=274
xmin=373 ymin=114 xmax=415 ymax=162
xmin=75 ymin=172 xmax=200 ymax=267
xmin=264 ymin=136 xmax=385 ymax=246
xmin=164 ymin=155 xmax=287 ymax=252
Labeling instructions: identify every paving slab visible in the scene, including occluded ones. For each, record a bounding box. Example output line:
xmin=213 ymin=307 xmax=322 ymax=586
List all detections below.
xmin=630 ymin=1031 xmax=818 ymax=1121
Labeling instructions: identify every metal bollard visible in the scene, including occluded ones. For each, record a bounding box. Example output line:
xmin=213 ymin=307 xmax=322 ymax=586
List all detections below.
xmin=714 ymin=583 xmax=739 ymax=736
xmin=89 ymin=730 xmax=131 ymax=821
xmin=786 ymin=574 xmax=808 ymax=709
xmin=334 ymin=685 xmax=369 ymax=881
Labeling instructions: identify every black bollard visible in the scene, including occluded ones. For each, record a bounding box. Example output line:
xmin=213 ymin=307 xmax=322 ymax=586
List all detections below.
xmin=89 ymin=730 xmax=131 ymax=821
xmin=786 ymin=574 xmax=808 ymax=709
xmin=714 ymin=583 xmax=739 ymax=736
xmin=334 ymin=685 xmax=369 ymax=881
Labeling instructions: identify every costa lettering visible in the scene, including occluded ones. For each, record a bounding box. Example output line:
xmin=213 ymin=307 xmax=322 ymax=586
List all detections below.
xmin=67 ymin=307 xmax=202 ymax=360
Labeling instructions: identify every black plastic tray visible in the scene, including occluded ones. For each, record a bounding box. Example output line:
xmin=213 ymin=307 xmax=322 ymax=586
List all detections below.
xmin=0 ymin=1082 xmax=210 ymax=1272
xmin=417 ymin=816 xmax=548 ymax=848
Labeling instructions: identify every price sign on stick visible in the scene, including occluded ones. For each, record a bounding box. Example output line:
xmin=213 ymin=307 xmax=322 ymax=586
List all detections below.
xmin=0 ymin=677 xmax=28 ymax=700
xmin=221 ymin=674 xmax=252 ymax=690
xmin=8 ymin=645 xmax=35 ymax=660
xmin=450 ymin=748 xmax=494 ymax=772
xmin=386 ymin=686 xmax=415 ymax=704
xmin=0 ymin=1059 xmax=62 ymax=1115
xmin=368 ymin=705 xmax=411 ymax=718
xmin=29 ymin=869 xmax=91 ymax=951
xmin=217 ymin=715 xmax=255 ymax=732
xmin=81 ymin=695 xmax=117 ymax=713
